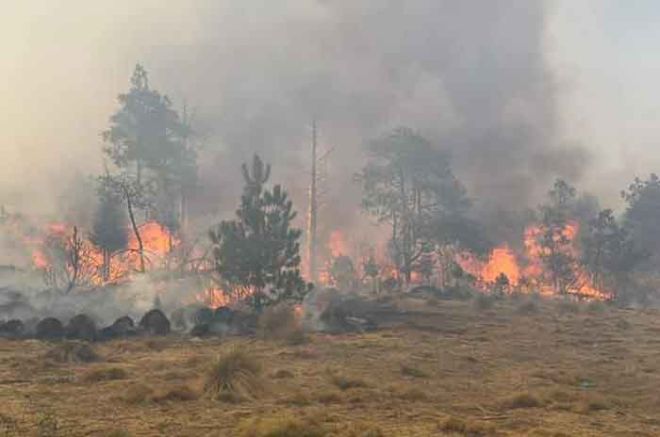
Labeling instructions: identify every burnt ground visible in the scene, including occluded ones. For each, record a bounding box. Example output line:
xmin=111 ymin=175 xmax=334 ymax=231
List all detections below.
xmin=1 ymin=296 xmax=659 ymax=436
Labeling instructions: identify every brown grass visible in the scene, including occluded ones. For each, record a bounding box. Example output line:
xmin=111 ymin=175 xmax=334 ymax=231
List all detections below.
xmin=400 ymin=363 xmax=429 ymax=378
xmin=327 ymin=370 xmax=368 ymax=391
xmin=1 ymin=296 xmax=659 ymax=435
xmin=44 ymin=341 xmax=99 ymax=364
xmin=237 ymin=414 xmax=325 ymax=437
xmin=153 ymin=384 xmax=198 ymax=403
xmin=82 ymin=367 xmax=128 ymax=383
xmin=504 ymin=392 xmax=542 ymax=409
xmin=121 ymin=383 xmax=155 ymax=405
xmin=439 ymin=417 xmax=493 ymax=436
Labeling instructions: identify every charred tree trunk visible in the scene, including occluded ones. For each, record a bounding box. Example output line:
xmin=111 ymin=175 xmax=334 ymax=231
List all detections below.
xmin=124 ymin=187 xmax=146 ymax=273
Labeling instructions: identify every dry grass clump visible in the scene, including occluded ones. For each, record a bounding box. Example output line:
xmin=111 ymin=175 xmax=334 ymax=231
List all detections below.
xmin=504 ymin=392 xmax=542 ymax=409
xmin=45 ymin=341 xmax=99 ymax=364
xmin=0 ymin=413 xmax=20 ymax=436
xmin=440 ymin=417 xmax=493 ymax=436
xmin=257 ymin=304 xmax=306 ymax=344
xmin=121 ymin=383 xmax=155 ymax=405
xmin=281 ymin=390 xmax=311 ymax=406
xmin=145 ymin=339 xmax=168 ymax=352
xmin=400 ymin=363 xmax=429 ymax=378
xmin=271 ymin=369 xmax=294 ymax=379
xmin=316 ymin=390 xmax=343 ymax=404
xmin=153 ymin=384 xmax=198 ymax=403
xmin=237 ymin=415 xmax=325 ymax=437
xmin=396 ymin=387 xmax=428 ymax=401
xmin=36 ymin=412 xmax=59 ymax=437
xmin=205 ymin=345 xmax=262 ymax=401
xmin=82 ymin=367 xmax=128 ymax=383
xmin=575 ymin=396 xmax=611 ymax=414
xmin=327 ymin=370 xmax=368 ymax=391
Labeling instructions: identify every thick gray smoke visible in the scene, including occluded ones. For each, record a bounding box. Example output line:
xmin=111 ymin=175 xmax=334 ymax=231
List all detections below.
xmin=136 ymin=1 xmax=588 ymax=235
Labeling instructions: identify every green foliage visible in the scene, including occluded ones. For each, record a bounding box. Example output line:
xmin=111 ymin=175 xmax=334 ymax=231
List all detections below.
xmin=102 ymin=64 xmax=196 ymax=233
xmin=90 ymin=185 xmax=128 ymax=280
xmin=210 ymin=155 xmax=308 ymax=311
xmin=90 ymin=187 xmax=128 ymax=254
xmin=582 ymin=209 xmax=648 ymax=301
xmin=622 ymin=173 xmax=660 ymax=266
xmin=356 ymin=127 xmax=472 ymax=283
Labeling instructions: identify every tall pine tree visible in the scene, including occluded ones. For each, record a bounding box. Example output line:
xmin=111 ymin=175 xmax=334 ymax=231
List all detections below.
xmin=210 ymin=155 xmax=309 ymax=312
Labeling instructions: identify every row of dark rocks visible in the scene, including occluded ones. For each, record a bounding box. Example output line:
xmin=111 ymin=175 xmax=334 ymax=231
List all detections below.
xmin=0 ymin=292 xmax=382 ymax=341
xmin=0 ymin=309 xmax=171 ymax=341
xmin=0 ymin=305 xmax=256 ymax=342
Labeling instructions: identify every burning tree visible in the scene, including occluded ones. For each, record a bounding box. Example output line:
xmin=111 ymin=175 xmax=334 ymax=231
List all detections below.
xmin=209 ymin=155 xmax=309 ymax=312
xmin=41 ymin=226 xmax=98 ymax=293
xmin=535 ymin=179 xmax=579 ymax=295
xmin=90 ymin=186 xmax=128 ymax=281
xmin=328 ymin=255 xmax=358 ymax=291
xmin=102 ymin=64 xmax=196 ymax=239
xmin=356 ymin=127 xmax=471 ymax=284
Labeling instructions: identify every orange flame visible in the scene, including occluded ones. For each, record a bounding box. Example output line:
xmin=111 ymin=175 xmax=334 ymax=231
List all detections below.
xmin=459 ymin=221 xmax=611 ymax=299
xmin=481 ymin=245 xmax=520 ymax=285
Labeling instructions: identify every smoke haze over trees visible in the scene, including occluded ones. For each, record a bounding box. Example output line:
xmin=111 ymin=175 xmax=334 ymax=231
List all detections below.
xmin=0 ymin=2 xmax=597 ymax=227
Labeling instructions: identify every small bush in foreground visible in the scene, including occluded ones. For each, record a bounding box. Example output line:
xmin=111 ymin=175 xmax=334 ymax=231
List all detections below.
xmin=205 ymin=346 xmax=262 ymax=401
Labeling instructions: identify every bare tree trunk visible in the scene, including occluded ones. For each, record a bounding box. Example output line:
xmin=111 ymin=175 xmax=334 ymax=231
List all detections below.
xmin=125 ymin=188 xmax=146 ymax=273
xmin=66 ymin=226 xmax=81 ymax=294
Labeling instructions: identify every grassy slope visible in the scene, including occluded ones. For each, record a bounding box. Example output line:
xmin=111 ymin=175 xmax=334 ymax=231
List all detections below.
xmin=1 ymin=297 xmax=659 ymax=436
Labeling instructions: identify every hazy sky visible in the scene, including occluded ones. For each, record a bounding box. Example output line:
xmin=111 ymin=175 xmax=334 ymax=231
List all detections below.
xmin=548 ymin=0 xmax=660 ymax=204
xmin=1 ymin=0 xmax=660 ymax=216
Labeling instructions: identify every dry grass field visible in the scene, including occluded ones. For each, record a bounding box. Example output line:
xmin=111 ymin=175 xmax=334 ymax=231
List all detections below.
xmin=1 ymin=296 xmax=660 ymax=436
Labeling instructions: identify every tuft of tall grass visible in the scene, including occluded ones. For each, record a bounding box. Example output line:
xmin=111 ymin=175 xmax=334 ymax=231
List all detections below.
xmin=205 ymin=345 xmax=262 ymax=401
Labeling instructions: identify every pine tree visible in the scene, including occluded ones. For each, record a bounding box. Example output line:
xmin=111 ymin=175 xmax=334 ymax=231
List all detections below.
xmin=210 ymin=155 xmax=309 ymax=312
xmin=90 ymin=187 xmax=128 ymax=281
xmin=102 ymin=64 xmax=196 ymax=233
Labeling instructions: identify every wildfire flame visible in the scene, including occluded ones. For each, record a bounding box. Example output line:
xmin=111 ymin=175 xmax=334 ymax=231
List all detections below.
xmin=459 ymin=221 xmax=610 ymax=300
xmin=26 ymin=220 xmax=179 ymax=287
